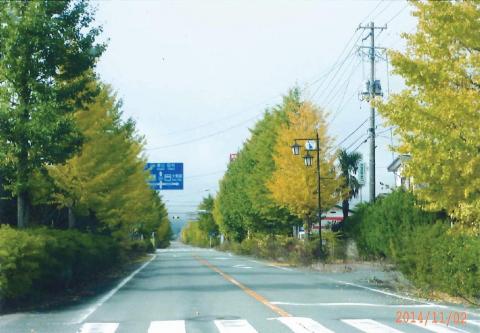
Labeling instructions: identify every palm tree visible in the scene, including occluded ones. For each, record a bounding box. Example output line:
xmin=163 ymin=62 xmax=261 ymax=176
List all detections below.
xmin=337 ymin=149 xmax=363 ymax=220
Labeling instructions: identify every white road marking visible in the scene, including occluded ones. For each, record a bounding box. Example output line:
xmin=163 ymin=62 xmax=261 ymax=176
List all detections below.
xmin=77 ymin=323 xmax=119 ymax=333
xmin=342 ymin=319 xmax=405 ymax=333
xmin=409 ymin=321 xmax=471 ymax=333
xmin=214 ymin=319 xmax=258 ymax=333
xmin=233 ymin=264 xmax=252 ymax=269
xmin=468 ymin=320 xmax=480 ymax=327
xmin=328 ymin=280 xmax=480 ymax=319
xmin=74 ymin=255 xmax=156 ymax=324
xmin=156 ymin=248 xmax=194 ymax=252
xmin=272 ymin=301 xmax=439 ymax=308
xmin=148 ymin=320 xmax=186 ymax=333
xmin=268 ymin=264 xmax=293 ymax=271
xmin=214 ymin=257 xmax=230 ymax=260
xmin=248 ymin=259 xmax=293 ymax=271
xmin=329 ymin=279 xmax=437 ymax=306
xmin=276 ymin=317 xmax=334 ymax=333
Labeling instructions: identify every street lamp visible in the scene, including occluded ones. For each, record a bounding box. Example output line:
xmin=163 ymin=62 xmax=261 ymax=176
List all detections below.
xmin=303 ymin=151 xmax=313 ymax=167
xmin=291 ymin=142 xmax=301 ymax=156
xmin=291 ymin=132 xmax=325 ymax=256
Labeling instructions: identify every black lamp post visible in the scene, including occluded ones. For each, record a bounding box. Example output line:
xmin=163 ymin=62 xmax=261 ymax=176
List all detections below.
xmin=291 ymin=132 xmax=323 ymax=256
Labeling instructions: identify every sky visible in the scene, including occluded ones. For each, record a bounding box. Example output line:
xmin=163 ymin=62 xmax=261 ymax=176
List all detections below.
xmin=94 ymin=0 xmax=416 ymax=222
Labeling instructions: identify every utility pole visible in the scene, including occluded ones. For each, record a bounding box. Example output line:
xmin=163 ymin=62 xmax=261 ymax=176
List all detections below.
xmin=358 ymin=22 xmax=386 ymax=202
xmin=315 ymin=131 xmax=322 ymax=253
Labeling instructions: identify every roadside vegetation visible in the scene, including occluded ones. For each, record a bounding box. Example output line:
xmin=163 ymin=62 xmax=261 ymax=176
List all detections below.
xmin=0 ymin=1 xmax=171 ymax=304
xmin=182 ymin=90 xmax=346 ymax=264
xmin=182 ymin=1 xmax=480 ymax=304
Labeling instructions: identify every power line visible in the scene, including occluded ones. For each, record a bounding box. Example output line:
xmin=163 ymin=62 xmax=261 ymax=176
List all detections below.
xmin=351 ymin=138 xmax=369 ymax=152
xmin=328 ymin=80 xmax=364 ymax=126
xmin=370 ymin=1 xmax=393 ymax=22
xmin=185 ymin=170 xmax=225 ymax=179
xmin=146 ymin=113 xmax=262 ymax=150
xmin=332 ymin=117 xmax=369 ymax=150
xmin=324 ymin=58 xmax=362 ymax=123
xmin=345 ymin=133 xmax=369 ymax=151
xmin=376 ymin=126 xmax=395 ymax=136
xmin=162 ymin=95 xmax=278 ymax=136
xmin=307 ymin=31 xmax=362 ymax=101
xmin=321 ymin=54 xmax=359 ymax=109
xmin=385 ymin=4 xmax=409 ymax=25
xmin=360 ymin=0 xmax=385 ymax=24
xmin=311 ymin=35 xmax=362 ymax=102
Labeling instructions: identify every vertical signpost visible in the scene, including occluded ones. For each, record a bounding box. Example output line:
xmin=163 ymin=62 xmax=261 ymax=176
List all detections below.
xmin=358 ymin=162 xmax=366 ymax=203
xmin=145 ymin=162 xmax=184 ymax=190
xmin=358 ymin=162 xmax=366 ymax=185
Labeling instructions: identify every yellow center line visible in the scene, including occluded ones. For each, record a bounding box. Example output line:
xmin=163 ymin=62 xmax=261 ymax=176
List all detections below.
xmin=193 ymin=255 xmax=291 ymax=318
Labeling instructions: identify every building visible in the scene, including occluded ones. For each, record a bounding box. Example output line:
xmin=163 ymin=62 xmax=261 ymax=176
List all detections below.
xmin=296 ymin=205 xmax=353 ymax=239
xmin=387 ymin=154 xmax=411 ymax=189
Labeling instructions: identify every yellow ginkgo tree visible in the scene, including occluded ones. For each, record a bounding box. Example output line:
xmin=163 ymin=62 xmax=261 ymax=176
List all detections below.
xmin=378 ymin=1 xmax=480 ymax=233
xmin=267 ymin=102 xmax=342 ymax=235
xmin=44 ymin=81 xmax=170 ymax=242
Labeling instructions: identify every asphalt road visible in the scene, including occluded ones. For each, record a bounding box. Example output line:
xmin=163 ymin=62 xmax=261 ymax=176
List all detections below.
xmin=1 ymin=242 xmax=479 ymax=333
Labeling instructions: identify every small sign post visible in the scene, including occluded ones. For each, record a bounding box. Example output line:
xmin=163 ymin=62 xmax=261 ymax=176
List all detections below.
xmin=358 ymin=162 xmax=366 ymax=185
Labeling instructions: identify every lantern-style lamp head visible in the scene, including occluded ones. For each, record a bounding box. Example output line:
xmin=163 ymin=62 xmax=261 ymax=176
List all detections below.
xmin=303 ymin=151 xmax=313 ymax=167
xmin=291 ymin=142 xmax=301 ymax=156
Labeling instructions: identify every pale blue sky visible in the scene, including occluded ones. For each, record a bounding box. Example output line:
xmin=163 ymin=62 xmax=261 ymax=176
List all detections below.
xmin=94 ymin=0 xmax=416 ymax=220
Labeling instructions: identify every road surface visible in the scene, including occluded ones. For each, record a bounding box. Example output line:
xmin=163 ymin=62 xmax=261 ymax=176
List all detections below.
xmin=1 ymin=242 xmax=479 ymax=333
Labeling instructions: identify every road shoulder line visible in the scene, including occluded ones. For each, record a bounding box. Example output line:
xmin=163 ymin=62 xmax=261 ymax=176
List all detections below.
xmin=75 ymin=254 xmax=156 ymax=324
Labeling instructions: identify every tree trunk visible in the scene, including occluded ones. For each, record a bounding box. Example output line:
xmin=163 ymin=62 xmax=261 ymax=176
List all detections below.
xmin=17 ymin=192 xmax=28 ymax=228
xmin=306 ymin=219 xmax=312 ymax=240
xmin=68 ymin=206 xmax=76 ymax=229
xmin=342 ymin=199 xmax=350 ymax=221
xmin=17 ymin=94 xmax=30 ymax=229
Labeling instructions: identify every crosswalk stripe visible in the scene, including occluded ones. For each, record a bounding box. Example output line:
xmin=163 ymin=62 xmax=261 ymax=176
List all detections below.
xmin=148 ymin=320 xmax=186 ymax=333
xmin=214 ymin=319 xmax=258 ymax=333
xmin=342 ymin=319 xmax=405 ymax=333
xmin=409 ymin=322 xmax=471 ymax=333
xmin=276 ymin=317 xmax=334 ymax=333
xmin=77 ymin=323 xmax=119 ymax=333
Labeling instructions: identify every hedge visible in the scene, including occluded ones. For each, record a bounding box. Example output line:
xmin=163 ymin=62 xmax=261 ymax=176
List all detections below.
xmin=345 ymin=190 xmax=480 ymax=301
xmin=0 ymin=225 xmax=122 ymax=300
xmin=217 ymin=234 xmax=323 ymax=265
xmin=400 ymin=223 xmax=480 ymax=301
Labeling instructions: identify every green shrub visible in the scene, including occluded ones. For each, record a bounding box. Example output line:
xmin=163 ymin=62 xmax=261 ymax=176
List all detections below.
xmin=345 ymin=190 xmax=480 ymax=300
xmin=323 ymin=231 xmax=345 ymax=262
xmin=0 ymin=225 xmax=121 ymax=300
xmin=218 ymin=235 xmax=321 ymax=266
xmin=345 ymin=189 xmax=437 ymax=258
xmin=401 ymin=224 xmax=480 ymax=300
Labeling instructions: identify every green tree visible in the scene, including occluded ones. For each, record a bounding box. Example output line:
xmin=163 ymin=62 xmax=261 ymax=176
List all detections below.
xmin=378 ymin=1 xmax=480 ymax=234
xmin=198 ymin=195 xmax=218 ymax=239
xmin=337 ymin=149 xmax=363 ymax=220
xmin=0 ymin=0 xmax=105 ymax=227
xmin=243 ymin=92 xmax=302 ymax=235
xmin=214 ymin=90 xmax=301 ymax=241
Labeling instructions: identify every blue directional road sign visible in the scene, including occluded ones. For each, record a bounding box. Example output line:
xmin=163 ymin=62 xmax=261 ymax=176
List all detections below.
xmin=145 ymin=163 xmax=183 ymax=190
